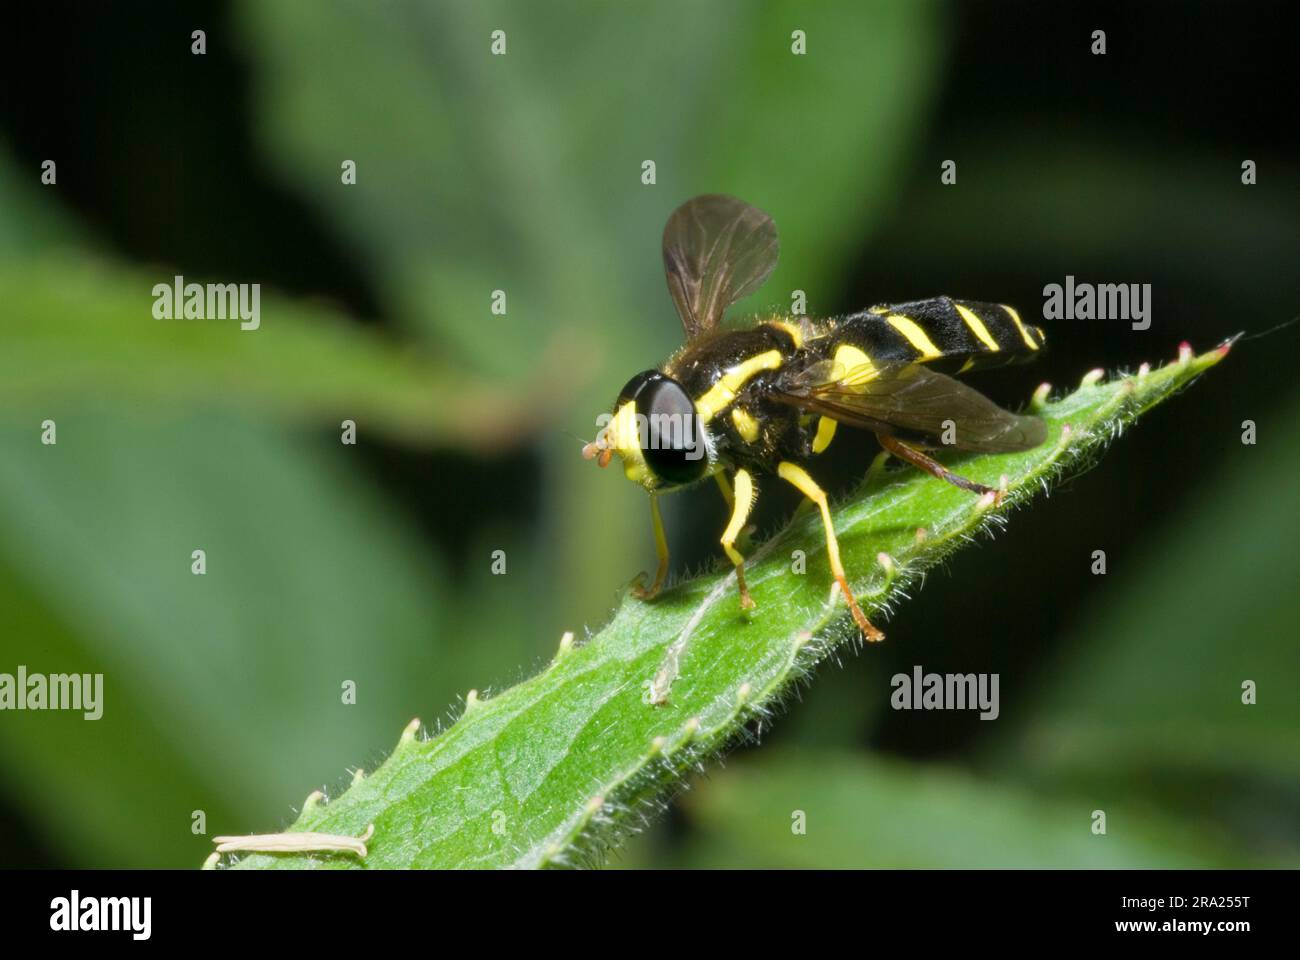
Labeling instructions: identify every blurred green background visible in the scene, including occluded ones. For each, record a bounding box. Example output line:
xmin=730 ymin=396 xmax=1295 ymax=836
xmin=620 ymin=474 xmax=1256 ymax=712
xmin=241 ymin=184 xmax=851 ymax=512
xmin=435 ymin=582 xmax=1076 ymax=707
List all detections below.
xmin=0 ymin=0 xmax=1296 ymax=869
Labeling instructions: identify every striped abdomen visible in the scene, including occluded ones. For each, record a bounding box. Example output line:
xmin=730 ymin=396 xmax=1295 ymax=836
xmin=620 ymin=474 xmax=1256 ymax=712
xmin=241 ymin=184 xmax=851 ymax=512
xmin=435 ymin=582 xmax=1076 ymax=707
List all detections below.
xmin=828 ymin=297 xmax=1045 ymax=375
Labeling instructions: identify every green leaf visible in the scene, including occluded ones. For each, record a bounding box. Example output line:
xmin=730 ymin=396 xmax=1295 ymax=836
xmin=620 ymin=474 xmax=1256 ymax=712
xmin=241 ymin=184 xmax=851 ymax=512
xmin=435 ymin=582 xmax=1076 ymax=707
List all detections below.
xmin=658 ymin=749 xmax=1260 ymax=868
xmin=230 ymin=345 xmax=1229 ymax=869
xmin=234 ymin=0 xmax=943 ymax=367
xmin=0 ymin=142 xmax=84 ymax=256
xmin=0 ymin=412 xmax=449 ymax=867
xmin=1003 ymin=392 xmax=1300 ymax=784
xmin=0 ymin=154 xmax=555 ymax=865
xmin=0 ymin=257 xmax=573 ymax=451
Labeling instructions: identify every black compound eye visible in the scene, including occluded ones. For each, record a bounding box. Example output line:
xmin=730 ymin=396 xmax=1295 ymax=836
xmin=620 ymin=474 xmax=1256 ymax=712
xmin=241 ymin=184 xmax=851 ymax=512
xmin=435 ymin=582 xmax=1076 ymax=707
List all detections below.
xmin=617 ymin=370 xmax=662 ymax=407
xmin=638 ymin=375 xmax=707 ymax=485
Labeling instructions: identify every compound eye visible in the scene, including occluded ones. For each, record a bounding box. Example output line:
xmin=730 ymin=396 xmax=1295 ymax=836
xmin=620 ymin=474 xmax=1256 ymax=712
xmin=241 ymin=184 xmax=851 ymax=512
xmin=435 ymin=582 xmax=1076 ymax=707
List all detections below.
xmin=617 ymin=370 xmax=662 ymax=407
xmin=639 ymin=376 xmax=707 ymax=485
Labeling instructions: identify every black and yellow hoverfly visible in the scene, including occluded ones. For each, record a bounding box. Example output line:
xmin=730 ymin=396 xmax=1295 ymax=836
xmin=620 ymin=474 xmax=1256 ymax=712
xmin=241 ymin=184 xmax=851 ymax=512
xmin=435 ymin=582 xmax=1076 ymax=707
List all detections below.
xmin=583 ymin=195 xmax=1047 ymax=640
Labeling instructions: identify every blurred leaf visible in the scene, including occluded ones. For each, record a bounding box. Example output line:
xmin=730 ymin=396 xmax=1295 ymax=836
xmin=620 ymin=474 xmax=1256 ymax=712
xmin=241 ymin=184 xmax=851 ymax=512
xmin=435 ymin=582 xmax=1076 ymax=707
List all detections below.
xmin=0 ymin=413 xmax=450 ymax=867
xmin=0 ymin=142 xmax=84 ymax=256
xmin=667 ymin=749 xmax=1259 ymax=868
xmin=236 ymin=0 xmax=944 ymax=367
xmin=885 ymin=139 xmax=1300 ymax=309
xmin=0 ymin=257 xmax=577 ymax=451
xmin=703 ymin=1 xmax=945 ymax=316
xmin=231 ymin=347 xmax=1229 ymax=869
xmin=1005 ymin=392 xmax=1300 ymax=785
xmin=0 ymin=130 xmax=548 ymax=867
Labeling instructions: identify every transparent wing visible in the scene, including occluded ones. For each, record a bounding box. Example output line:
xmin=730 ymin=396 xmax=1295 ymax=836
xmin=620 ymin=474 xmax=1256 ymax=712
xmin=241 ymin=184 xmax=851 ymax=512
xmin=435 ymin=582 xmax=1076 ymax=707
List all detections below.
xmin=776 ymin=359 xmax=1047 ymax=453
xmin=662 ymin=194 xmax=779 ymax=340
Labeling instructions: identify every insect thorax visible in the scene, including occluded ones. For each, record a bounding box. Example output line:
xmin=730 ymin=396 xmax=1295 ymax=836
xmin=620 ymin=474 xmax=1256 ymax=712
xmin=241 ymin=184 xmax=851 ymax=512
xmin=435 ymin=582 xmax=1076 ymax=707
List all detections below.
xmin=664 ymin=319 xmax=818 ymax=474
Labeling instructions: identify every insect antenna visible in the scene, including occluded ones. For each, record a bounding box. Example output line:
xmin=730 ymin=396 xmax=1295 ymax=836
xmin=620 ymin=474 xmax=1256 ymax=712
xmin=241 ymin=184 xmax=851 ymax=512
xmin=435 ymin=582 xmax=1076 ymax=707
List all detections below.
xmin=1232 ymin=313 xmax=1300 ymax=344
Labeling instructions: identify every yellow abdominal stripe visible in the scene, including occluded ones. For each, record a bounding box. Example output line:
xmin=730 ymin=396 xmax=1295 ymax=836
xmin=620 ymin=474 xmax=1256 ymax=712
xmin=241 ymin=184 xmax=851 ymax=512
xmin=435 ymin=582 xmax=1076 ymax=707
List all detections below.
xmin=831 ymin=343 xmax=877 ymax=385
xmin=804 ymin=342 xmax=876 ymax=455
xmin=886 ymin=314 xmax=942 ymax=359
xmin=1002 ymin=304 xmax=1042 ymax=350
xmin=954 ymin=303 xmax=1001 ymax=352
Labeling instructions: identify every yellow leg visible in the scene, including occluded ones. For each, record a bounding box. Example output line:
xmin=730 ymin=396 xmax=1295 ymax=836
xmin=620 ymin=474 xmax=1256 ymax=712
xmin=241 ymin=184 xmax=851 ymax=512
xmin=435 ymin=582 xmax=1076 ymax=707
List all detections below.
xmin=777 ymin=462 xmax=884 ymax=641
xmin=632 ymin=493 xmax=669 ymax=600
xmin=714 ymin=471 xmax=735 ymax=510
xmin=720 ymin=469 xmax=757 ymax=610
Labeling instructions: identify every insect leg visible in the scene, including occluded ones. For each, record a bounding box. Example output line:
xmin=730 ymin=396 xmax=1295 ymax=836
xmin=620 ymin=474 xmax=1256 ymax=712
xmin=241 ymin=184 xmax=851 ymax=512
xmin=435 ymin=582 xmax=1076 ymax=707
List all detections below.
xmin=878 ymin=435 xmax=999 ymax=499
xmin=720 ymin=469 xmax=757 ymax=610
xmin=632 ymin=493 xmax=670 ymax=600
xmin=777 ymin=462 xmax=884 ymax=642
xmin=714 ymin=470 xmax=735 ymax=510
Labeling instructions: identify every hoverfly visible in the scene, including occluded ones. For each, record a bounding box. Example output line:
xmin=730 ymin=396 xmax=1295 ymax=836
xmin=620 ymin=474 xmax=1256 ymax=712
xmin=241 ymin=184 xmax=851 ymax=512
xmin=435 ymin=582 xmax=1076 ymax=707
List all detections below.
xmin=583 ymin=195 xmax=1047 ymax=640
